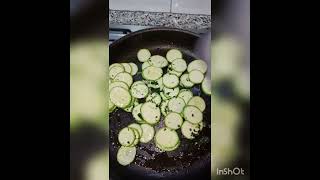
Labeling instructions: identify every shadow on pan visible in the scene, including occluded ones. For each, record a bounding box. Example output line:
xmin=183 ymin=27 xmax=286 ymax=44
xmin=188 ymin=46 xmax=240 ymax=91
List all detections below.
xmin=109 ymin=28 xmax=211 ymax=180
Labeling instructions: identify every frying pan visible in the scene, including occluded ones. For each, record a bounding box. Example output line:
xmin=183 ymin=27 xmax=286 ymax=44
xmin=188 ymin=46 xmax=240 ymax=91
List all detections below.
xmin=109 ymin=27 xmax=211 ymax=180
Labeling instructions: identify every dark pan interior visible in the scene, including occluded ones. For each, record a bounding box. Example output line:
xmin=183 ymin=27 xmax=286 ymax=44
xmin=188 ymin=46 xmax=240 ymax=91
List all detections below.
xmin=109 ymin=28 xmax=211 ymax=180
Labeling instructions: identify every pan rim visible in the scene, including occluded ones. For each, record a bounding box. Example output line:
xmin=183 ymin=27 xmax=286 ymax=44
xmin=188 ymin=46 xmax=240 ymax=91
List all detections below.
xmin=109 ymin=27 xmax=200 ymax=48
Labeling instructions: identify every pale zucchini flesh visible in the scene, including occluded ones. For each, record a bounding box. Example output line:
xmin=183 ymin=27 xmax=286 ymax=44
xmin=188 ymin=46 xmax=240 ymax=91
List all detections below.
xmin=166 ymin=49 xmax=182 ymax=63
xmin=130 ymin=81 xmax=149 ymax=99
xmin=180 ymin=74 xmax=194 ymax=88
xmin=128 ymin=123 xmax=143 ymax=138
xmin=132 ymin=104 xmax=144 ymax=123
xmin=171 ymin=58 xmax=187 ymax=72
xmin=141 ymin=102 xmax=161 ymax=125
xmin=110 ymin=87 xmax=132 ymax=108
xmin=164 ymin=112 xmax=183 ymax=130
xmin=118 ymin=127 xmax=136 ymax=147
xmin=109 ymin=66 xmax=125 ymax=79
xmin=183 ymin=105 xmax=203 ymax=124
xmin=188 ymin=96 xmax=206 ymax=112
xmin=162 ymin=73 xmax=179 ymax=88
xmin=201 ymin=76 xmax=211 ymax=95
xmin=149 ymin=55 xmax=168 ymax=68
xmin=189 ymin=70 xmax=204 ymax=84
xmin=117 ymin=146 xmax=136 ymax=166
xmin=187 ymin=59 xmax=208 ymax=73
xmin=137 ymin=49 xmax=151 ymax=62
xmin=142 ymin=66 xmax=163 ymax=81
xmin=140 ymin=123 xmax=155 ymax=143
xmin=114 ymin=72 xmax=133 ymax=87
xmin=155 ymin=127 xmax=180 ymax=150
xmin=129 ymin=63 xmax=138 ymax=76
xmin=168 ymin=97 xmax=186 ymax=114
xmin=181 ymin=121 xmax=202 ymax=139
xmin=121 ymin=63 xmax=132 ymax=74
xmin=146 ymin=92 xmax=162 ymax=105
xmin=109 ymin=81 xmax=129 ymax=91
xmin=178 ymin=89 xmax=194 ymax=104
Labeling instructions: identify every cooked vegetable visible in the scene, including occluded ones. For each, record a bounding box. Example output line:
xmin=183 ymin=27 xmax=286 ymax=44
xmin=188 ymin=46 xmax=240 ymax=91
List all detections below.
xmin=137 ymin=49 xmax=151 ymax=62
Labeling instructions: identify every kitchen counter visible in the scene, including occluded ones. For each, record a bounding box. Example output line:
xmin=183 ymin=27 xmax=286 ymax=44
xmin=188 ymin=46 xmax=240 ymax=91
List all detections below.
xmin=109 ymin=10 xmax=211 ymax=31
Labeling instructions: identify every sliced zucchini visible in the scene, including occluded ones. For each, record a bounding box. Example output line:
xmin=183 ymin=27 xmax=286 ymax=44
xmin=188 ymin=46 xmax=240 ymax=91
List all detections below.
xmin=160 ymin=92 xmax=170 ymax=101
xmin=110 ymin=87 xmax=132 ymax=108
xmin=168 ymin=67 xmax=183 ymax=77
xmin=171 ymin=58 xmax=187 ymax=72
xmin=141 ymin=102 xmax=161 ymax=125
xmin=178 ymin=89 xmax=193 ymax=104
xmin=155 ymin=127 xmax=180 ymax=151
xmin=140 ymin=123 xmax=155 ymax=143
xmin=131 ymin=128 xmax=140 ymax=146
xmin=117 ymin=146 xmax=136 ymax=166
xmin=164 ymin=112 xmax=183 ymax=130
xmin=149 ymin=55 xmax=168 ymax=68
xmin=181 ymin=121 xmax=201 ymax=139
xmin=162 ymin=73 xmax=179 ymax=88
xmin=183 ymin=105 xmax=203 ymax=124
xmin=189 ymin=70 xmax=204 ymax=84
xmin=163 ymin=87 xmax=179 ymax=98
xmin=109 ymin=99 xmax=115 ymax=111
xmin=142 ymin=61 xmax=152 ymax=70
xmin=188 ymin=96 xmax=206 ymax=112
xmin=109 ymin=81 xmax=129 ymax=91
xmin=144 ymin=80 xmax=160 ymax=89
xmin=137 ymin=49 xmax=151 ymax=62
xmin=187 ymin=59 xmax=208 ymax=73
xmin=201 ymin=76 xmax=211 ymax=95
xmin=118 ymin=127 xmax=136 ymax=147
xmin=146 ymin=92 xmax=162 ymax=105
xmin=129 ymin=63 xmax=138 ymax=76
xmin=114 ymin=72 xmax=133 ymax=87
xmin=156 ymin=140 xmax=180 ymax=151
xmin=157 ymin=77 xmax=164 ymax=90
xmin=109 ymin=63 xmax=124 ymax=70
xmin=132 ymin=104 xmax=144 ymax=123
xmin=109 ymin=66 xmax=124 ymax=79
xmin=166 ymin=49 xmax=183 ymax=63
xmin=121 ymin=63 xmax=132 ymax=74
xmin=128 ymin=123 xmax=143 ymax=138
xmin=160 ymin=100 xmax=169 ymax=116
xmin=142 ymin=66 xmax=163 ymax=81
xmin=124 ymin=97 xmax=136 ymax=112
xmin=168 ymin=97 xmax=186 ymax=114
xmin=180 ymin=74 xmax=194 ymax=88
xmin=130 ymin=81 xmax=149 ymax=99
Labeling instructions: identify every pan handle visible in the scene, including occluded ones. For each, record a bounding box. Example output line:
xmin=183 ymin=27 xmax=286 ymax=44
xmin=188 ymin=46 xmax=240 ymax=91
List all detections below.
xmin=109 ymin=28 xmax=132 ymax=42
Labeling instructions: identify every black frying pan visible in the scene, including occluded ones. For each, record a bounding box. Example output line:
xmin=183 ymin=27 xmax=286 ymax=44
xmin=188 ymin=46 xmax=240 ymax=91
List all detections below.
xmin=109 ymin=27 xmax=211 ymax=180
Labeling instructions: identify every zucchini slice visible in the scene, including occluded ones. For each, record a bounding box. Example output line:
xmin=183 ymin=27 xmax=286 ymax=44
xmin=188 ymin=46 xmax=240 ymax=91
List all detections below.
xmin=164 ymin=112 xmax=183 ymax=130
xmin=109 ymin=66 xmax=125 ymax=79
xmin=109 ymin=98 xmax=115 ymax=111
xmin=171 ymin=58 xmax=187 ymax=72
xmin=168 ymin=67 xmax=183 ymax=77
xmin=168 ymin=97 xmax=186 ymax=114
xmin=187 ymin=59 xmax=208 ymax=73
xmin=188 ymin=96 xmax=206 ymax=112
xmin=160 ymin=91 xmax=170 ymax=101
xmin=166 ymin=49 xmax=183 ymax=63
xmin=118 ymin=127 xmax=136 ymax=147
xmin=129 ymin=63 xmax=138 ymax=76
xmin=142 ymin=66 xmax=163 ymax=81
xmin=163 ymin=87 xmax=180 ymax=98
xmin=146 ymin=92 xmax=162 ymax=105
xmin=140 ymin=123 xmax=155 ymax=143
xmin=183 ymin=105 xmax=203 ymax=124
xmin=160 ymin=100 xmax=170 ymax=116
xmin=121 ymin=63 xmax=132 ymax=74
xmin=142 ymin=61 xmax=152 ymax=70
xmin=162 ymin=73 xmax=179 ymax=88
xmin=109 ymin=63 xmax=124 ymax=70
xmin=110 ymin=87 xmax=132 ymax=108
xmin=109 ymin=81 xmax=129 ymax=91
xmin=114 ymin=72 xmax=133 ymax=87
xmin=137 ymin=49 xmax=151 ymax=62
xmin=130 ymin=81 xmax=149 ymax=99
xmin=181 ymin=121 xmax=202 ymax=139
xmin=149 ymin=55 xmax=168 ymax=68
xmin=132 ymin=104 xmax=144 ymax=123
xmin=178 ymin=89 xmax=194 ymax=104
xmin=155 ymin=127 xmax=180 ymax=151
xmin=201 ymin=76 xmax=211 ymax=95
xmin=124 ymin=98 xmax=136 ymax=112
xmin=180 ymin=74 xmax=194 ymax=88
xmin=156 ymin=140 xmax=180 ymax=151
xmin=131 ymin=128 xmax=140 ymax=146
xmin=189 ymin=70 xmax=204 ymax=84
xmin=141 ymin=102 xmax=161 ymax=125
xmin=117 ymin=146 xmax=136 ymax=166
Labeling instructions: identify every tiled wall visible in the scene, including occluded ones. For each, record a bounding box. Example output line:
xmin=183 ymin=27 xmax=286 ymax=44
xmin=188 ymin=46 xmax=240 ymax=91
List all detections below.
xmin=109 ymin=0 xmax=211 ymax=15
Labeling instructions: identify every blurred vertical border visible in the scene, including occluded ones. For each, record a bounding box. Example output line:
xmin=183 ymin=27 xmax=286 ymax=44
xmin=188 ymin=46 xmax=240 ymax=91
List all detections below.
xmin=70 ymin=0 xmax=109 ymax=180
xmin=212 ymin=0 xmax=250 ymax=179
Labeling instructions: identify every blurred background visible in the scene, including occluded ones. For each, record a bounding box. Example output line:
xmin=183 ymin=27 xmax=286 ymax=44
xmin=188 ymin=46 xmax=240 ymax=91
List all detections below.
xmin=70 ymin=0 xmax=249 ymax=179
